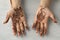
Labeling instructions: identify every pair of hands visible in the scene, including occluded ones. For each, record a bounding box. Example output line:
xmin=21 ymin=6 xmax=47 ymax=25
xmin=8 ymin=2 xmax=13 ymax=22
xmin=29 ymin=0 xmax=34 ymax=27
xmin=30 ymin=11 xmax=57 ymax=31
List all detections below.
xmin=3 ymin=6 xmax=57 ymax=36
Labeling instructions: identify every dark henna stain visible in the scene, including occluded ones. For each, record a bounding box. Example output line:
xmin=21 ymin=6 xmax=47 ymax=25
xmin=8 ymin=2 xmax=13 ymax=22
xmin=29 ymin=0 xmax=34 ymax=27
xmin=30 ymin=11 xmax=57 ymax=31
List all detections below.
xmin=14 ymin=7 xmax=24 ymax=17
xmin=22 ymin=22 xmax=25 ymax=30
xmin=36 ymin=22 xmax=40 ymax=31
xmin=37 ymin=10 xmax=45 ymax=22
xmin=11 ymin=7 xmax=24 ymax=23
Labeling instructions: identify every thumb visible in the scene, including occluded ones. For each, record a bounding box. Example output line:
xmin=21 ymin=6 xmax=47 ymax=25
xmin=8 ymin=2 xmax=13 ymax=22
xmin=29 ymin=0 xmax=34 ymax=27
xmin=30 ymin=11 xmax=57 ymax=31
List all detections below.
xmin=3 ymin=13 xmax=11 ymax=24
xmin=49 ymin=13 xmax=57 ymax=23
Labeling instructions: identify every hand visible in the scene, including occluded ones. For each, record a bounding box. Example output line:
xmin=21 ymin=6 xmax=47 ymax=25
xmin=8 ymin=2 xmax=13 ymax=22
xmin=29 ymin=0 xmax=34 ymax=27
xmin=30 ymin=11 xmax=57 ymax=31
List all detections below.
xmin=3 ymin=7 xmax=28 ymax=36
xmin=32 ymin=6 xmax=57 ymax=36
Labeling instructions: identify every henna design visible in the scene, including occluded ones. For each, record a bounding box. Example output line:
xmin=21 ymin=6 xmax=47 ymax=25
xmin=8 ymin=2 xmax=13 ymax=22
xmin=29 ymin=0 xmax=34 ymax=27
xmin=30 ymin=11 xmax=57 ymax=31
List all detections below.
xmin=32 ymin=6 xmax=57 ymax=36
xmin=3 ymin=0 xmax=29 ymax=36
xmin=3 ymin=7 xmax=28 ymax=36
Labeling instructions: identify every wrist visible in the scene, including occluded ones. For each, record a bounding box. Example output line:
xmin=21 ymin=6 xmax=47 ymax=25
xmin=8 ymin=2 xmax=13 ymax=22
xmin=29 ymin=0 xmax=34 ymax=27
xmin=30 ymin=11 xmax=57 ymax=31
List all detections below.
xmin=40 ymin=0 xmax=51 ymax=8
xmin=11 ymin=0 xmax=21 ymax=9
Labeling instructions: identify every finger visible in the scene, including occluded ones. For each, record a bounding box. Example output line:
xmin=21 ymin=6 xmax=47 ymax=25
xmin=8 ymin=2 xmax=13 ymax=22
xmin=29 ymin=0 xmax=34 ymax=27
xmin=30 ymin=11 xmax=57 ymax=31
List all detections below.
xmin=49 ymin=13 xmax=57 ymax=23
xmin=20 ymin=22 xmax=26 ymax=35
xmin=3 ymin=13 xmax=11 ymax=24
xmin=23 ymin=21 xmax=28 ymax=30
xmin=40 ymin=23 xmax=43 ymax=36
xmin=44 ymin=23 xmax=47 ymax=35
xmin=16 ymin=23 xmax=21 ymax=36
xmin=20 ymin=22 xmax=24 ymax=35
xmin=36 ymin=22 xmax=40 ymax=33
xmin=12 ymin=22 xmax=17 ymax=35
xmin=32 ymin=21 xmax=37 ymax=29
xmin=43 ymin=8 xmax=57 ymax=23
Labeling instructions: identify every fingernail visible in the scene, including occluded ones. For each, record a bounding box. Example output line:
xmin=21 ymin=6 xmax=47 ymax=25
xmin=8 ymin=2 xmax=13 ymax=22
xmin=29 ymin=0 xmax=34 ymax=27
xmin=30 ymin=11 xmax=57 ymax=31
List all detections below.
xmin=40 ymin=32 xmax=43 ymax=36
xmin=3 ymin=21 xmax=6 ymax=24
xmin=44 ymin=32 xmax=46 ymax=35
xmin=54 ymin=20 xmax=57 ymax=23
xmin=36 ymin=30 xmax=38 ymax=33
xmin=13 ymin=33 xmax=16 ymax=36
xmin=18 ymin=32 xmax=20 ymax=36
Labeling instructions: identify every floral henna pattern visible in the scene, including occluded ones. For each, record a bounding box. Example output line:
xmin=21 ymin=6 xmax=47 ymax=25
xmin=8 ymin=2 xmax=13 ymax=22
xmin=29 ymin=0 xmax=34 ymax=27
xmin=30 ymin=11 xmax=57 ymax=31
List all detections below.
xmin=32 ymin=6 xmax=57 ymax=36
xmin=3 ymin=7 xmax=28 ymax=36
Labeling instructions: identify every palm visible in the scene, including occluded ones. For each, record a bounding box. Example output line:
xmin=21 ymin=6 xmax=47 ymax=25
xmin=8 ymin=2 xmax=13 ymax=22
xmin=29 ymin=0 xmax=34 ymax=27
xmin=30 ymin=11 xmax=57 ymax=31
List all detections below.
xmin=3 ymin=7 xmax=28 ymax=36
xmin=32 ymin=6 xmax=57 ymax=36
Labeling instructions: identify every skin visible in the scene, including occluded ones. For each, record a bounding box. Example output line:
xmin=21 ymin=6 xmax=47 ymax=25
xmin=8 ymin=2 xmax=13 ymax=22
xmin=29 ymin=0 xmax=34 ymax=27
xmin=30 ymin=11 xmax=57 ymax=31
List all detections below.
xmin=32 ymin=0 xmax=57 ymax=36
xmin=3 ymin=0 xmax=28 ymax=36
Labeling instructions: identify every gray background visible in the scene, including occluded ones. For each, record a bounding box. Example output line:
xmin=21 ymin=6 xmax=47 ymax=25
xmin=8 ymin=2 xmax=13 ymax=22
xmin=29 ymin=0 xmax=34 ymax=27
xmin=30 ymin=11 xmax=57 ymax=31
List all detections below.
xmin=0 ymin=0 xmax=60 ymax=40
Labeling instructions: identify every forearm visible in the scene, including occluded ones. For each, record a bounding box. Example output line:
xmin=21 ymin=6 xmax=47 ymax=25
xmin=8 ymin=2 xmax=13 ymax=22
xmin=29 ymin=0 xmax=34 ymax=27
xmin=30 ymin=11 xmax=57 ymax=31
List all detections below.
xmin=40 ymin=0 xmax=51 ymax=7
xmin=10 ymin=0 xmax=21 ymax=9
